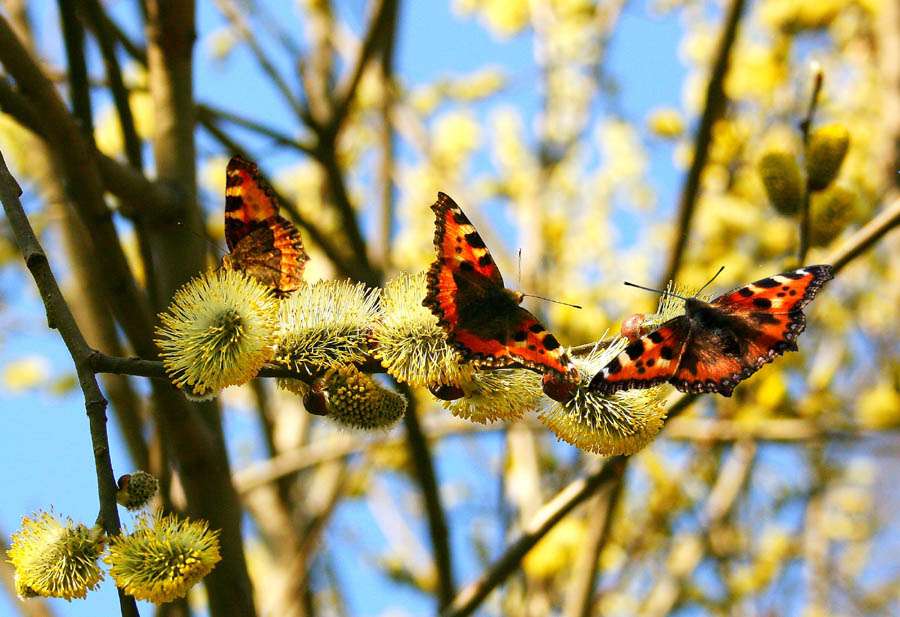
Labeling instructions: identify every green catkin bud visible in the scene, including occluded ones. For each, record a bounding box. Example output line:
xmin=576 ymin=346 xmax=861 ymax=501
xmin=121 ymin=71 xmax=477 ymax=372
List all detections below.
xmin=324 ymin=365 xmax=407 ymax=430
xmin=806 ymin=124 xmax=850 ymax=191
xmin=810 ymin=186 xmax=856 ymax=246
xmin=116 ymin=471 xmax=160 ymax=510
xmin=758 ymin=151 xmax=804 ymax=216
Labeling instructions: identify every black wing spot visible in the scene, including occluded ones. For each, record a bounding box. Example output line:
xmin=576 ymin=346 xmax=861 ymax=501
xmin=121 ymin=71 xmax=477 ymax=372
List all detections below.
xmin=789 ymin=290 xmax=797 ymax=296
xmin=660 ymin=346 xmax=674 ymax=360
xmin=528 ymin=345 xmax=537 ymax=351
xmin=625 ymin=339 xmax=645 ymax=361
xmin=738 ymin=287 xmax=754 ymax=297
xmin=605 ymin=357 xmax=622 ymax=375
xmin=648 ymin=331 xmax=665 ymax=344
xmin=464 ymin=232 xmax=486 ymax=249
xmin=637 ymin=367 xmax=646 ymax=374
xmin=753 ymin=297 xmax=773 ymax=309
xmin=513 ymin=330 xmax=527 ymax=342
xmin=453 ymin=211 xmax=470 ymax=225
xmin=542 ymin=334 xmax=560 ymax=350
xmin=755 ymin=278 xmax=780 ymax=288
xmin=777 ymin=292 xmax=785 ymax=297
xmin=456 ymin=236 xmax=463 ymax=243
xmin=477 ymin=254 xmax=493 ymax=268
xmin=459 ymin=261 xmax=475 ymax=272
xmin=455 ymin=246 xmax=462 ymax=254
xmin=529 ymin=323 xmax=544 ymax=333
xmin=646 ymin=358 xmax=655 ymax=367
xmin=783 ymin=271 xmax=806 ymax=280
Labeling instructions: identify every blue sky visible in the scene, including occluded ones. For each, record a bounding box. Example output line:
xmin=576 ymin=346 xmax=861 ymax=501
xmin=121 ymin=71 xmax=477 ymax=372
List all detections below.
xmin=0 ymin=2 xmax=686 ymax=615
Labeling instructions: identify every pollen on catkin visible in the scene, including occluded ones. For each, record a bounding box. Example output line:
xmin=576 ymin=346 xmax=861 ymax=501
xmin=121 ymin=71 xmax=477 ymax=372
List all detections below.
xmin=372 ymin=272 xmax=475 ymax=387
xmin=323 ymin=365 xmax=407 ymax=430
xmin=116 ymin=471 xmax=159 ymax=511
xmin=155 ymin=269 xmax=278 ymax=398
xmin=105 ymin=513 xmax=221 ymax=604
xmin=7 ymin=510 xmax=105 ymax=601
xmin=274 ymin=280 xmax=380 ymax=378
xmin=538 ymin=340 xmax=668 ymax=455
xmin=442 ymin=369 xmax=543 ymax=424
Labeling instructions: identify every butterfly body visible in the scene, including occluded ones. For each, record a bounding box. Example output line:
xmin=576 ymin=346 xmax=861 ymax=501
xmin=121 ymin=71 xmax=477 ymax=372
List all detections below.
xmin=590 ymin=265 xmax=833 ymax=397
xmin=223 ymin=156 xmax=308 ymax=294
xmin=423 ymin=193 xmax=577 ymax=380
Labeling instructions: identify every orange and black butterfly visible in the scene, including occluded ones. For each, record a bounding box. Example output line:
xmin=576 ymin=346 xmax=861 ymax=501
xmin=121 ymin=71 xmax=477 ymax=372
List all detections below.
xmin=589 ymin=265 xmax=833 ymax=397
xmin=222 ymin=155 xmax=308 ymax=294
xmin=423 ymin=193 xmax=579 ymax=382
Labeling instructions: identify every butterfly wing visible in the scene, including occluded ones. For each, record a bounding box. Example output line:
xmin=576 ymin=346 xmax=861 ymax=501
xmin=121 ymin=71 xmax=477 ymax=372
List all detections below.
xmin=228 ymin=219 xmax=307 ymax=292
xmin=710 ymin=265 xmax=833 ymax=314
xmin=423 ymin=193 xmax=576 ymax=378
xmin=670 ymin=266 xmax=833 ymax=396
xmin=224 ymin=156 xmax=308 ymax=293
xmin=588 ymin=317 xmax=691 ymax=395
xmin=423 ymin=192 xmax=506 ymax=335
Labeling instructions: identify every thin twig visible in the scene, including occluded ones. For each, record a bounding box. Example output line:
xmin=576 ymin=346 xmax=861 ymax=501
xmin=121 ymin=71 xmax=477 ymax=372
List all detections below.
xmin=195 ymin=102 xmax=316 ymax=155
xmin=0 ymin=150 xmax=139 ymax=617
xmin=797 ymin=65 xmax=824 ymax=266
xmin=659 ymin=0 xmax=747 ymax=289
xmin=212 ymin=0 xmax=308 ymax=121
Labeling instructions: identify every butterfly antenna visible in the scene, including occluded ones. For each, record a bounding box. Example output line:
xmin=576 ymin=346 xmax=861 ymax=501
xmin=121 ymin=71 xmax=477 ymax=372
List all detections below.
xmin=694 ymin=265 xmax=725 ymax=297
xmin=623 ymin=281 xmax=689 ymax=302
xmin=520 ymin=293 xmax=582 ymax=309
xmin=175 ymin=221 xmax=227 ymax=255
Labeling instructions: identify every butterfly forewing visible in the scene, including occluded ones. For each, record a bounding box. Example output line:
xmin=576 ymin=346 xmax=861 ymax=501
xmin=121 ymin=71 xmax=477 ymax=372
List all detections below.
xmin=588 ymin=318 xmax=691 ymax=394
xmin=423 ymin=192 xmax=577 ymax=380
xmin=710 ymin=265 xmax=832 ymax=314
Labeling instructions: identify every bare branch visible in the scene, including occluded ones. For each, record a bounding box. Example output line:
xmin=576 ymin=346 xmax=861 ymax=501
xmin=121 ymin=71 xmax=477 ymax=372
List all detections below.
xmin=797 ymin=66 xmax=824 ymax=266
xmin=0 ymin=149 xmax=139 ymax=617
xmin=442 ymin=457 xmax=627 ymax=617
xmin=825 ymin=194 xmax=900 ymax=275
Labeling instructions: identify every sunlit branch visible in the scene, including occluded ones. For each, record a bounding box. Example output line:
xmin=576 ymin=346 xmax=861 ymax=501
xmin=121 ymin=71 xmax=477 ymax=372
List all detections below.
xmin=0 ymin=150 xmax=139 ymax=617
xmin=825 ymin=194 xmax=900 ymax=275
xmin=797 ymin=66 xmax=824 ymax=266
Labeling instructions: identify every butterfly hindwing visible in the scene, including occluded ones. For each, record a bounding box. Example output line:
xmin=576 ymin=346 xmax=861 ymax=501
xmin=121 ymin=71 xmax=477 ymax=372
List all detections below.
xmin=588 ymin=318 xmax=691 ymax=394
xmin=223 ymin=156 xmax=308 ymax=294
xmin=423 ymin=193 xmax=576 ymax=379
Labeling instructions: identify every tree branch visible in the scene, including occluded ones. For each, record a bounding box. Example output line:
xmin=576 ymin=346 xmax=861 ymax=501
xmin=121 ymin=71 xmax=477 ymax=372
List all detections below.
xmin=0 ymin=149 xmax=139 ymax=617
xmin=442 ymin=457 xmax=627 ymax=617
xmin=658 ymin=0 xmax=747 ymax=289
xmin=402 ymin=384 xmax=456 ymax=609
xmin=825 ymin=194 xmax=900 ymax=275
xmin=78 ymin=0 xmax=143 ymax=169
xmin=797 ymin=66 xmax=824 ymax=266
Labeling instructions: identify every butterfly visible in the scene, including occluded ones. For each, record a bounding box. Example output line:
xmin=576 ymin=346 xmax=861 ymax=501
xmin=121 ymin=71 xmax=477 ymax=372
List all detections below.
xmin=222 ymin=155 xmax=308 ymax=294
xmin=422 ymin=192 xmax=579 ymax=381
xmin=588 ymin=265 xmax=833 ymax=397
